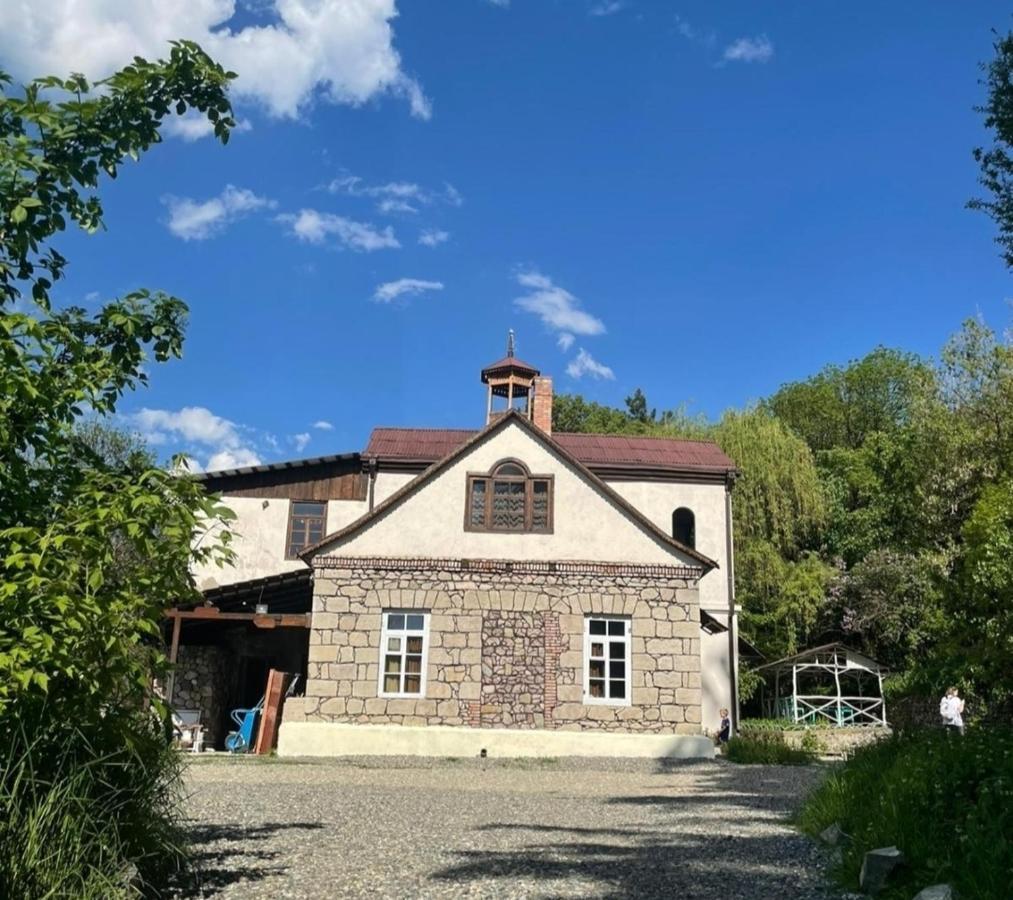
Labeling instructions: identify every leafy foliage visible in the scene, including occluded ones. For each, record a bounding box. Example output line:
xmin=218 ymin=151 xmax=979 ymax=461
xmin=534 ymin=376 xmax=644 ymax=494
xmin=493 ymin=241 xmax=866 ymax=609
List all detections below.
xmin=970 ymin=29 xmax=1013 ymax=268
xmin=798 ymin=728 xmax=1013 ymax=900
xmin=0 ymin=44 xmax=236 ymax=891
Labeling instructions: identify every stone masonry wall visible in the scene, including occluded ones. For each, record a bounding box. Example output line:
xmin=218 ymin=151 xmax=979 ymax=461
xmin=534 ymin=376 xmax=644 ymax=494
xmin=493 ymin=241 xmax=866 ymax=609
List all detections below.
xmin=169 ymin=645 xmax=231 ymax=747
xmin=300 ymin=557 xmax=703 ymax=734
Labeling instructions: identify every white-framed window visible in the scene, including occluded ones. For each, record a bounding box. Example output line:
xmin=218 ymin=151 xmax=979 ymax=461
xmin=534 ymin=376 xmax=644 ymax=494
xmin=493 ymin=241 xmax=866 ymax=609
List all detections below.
xmin=583 ymin=617 xmax=631 ymax=706
xmin=378 ymin=611 xmax=429 ymax=698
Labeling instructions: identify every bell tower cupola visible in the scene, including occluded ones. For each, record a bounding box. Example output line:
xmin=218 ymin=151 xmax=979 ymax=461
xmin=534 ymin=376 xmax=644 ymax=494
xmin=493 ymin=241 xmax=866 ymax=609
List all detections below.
xmin=481 ymin=332 xmax=553 ymax=433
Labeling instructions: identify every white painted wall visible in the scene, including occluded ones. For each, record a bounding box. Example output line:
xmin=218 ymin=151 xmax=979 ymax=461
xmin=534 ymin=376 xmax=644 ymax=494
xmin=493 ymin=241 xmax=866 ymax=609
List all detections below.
xmin=606 ymin=480 xmax=730 ymax=613
xmin=373 ymin=471 xmax=415 ymax=505
xmin=315 ymin=422 xmax=702 ymax=567
xmin=701 ymin=613 xmax=732 ymax=735
xmin=192 ymin=496 xmax=368 ymax=589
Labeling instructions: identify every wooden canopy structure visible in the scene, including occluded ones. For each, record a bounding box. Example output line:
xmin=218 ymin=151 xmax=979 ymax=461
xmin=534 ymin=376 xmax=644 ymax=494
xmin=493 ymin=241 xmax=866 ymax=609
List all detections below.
xmin=755 ymin=643 xmax=887 ymax=727
xmin=164 ymin=569 xmax=312 ymax=705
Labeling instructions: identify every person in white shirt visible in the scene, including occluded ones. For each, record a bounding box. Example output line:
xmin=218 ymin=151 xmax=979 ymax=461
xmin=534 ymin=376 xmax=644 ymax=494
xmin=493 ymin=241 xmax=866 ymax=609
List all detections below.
xmin=939 ymin=686 xmax=965 ymax=735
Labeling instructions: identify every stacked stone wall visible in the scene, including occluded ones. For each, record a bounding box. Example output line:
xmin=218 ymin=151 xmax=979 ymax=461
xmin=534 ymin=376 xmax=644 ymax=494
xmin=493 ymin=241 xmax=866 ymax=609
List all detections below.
xmin=302 ymin=558 xmax=703 ymax=734
xmin=169 ymin=645 xmax=231 ymax=747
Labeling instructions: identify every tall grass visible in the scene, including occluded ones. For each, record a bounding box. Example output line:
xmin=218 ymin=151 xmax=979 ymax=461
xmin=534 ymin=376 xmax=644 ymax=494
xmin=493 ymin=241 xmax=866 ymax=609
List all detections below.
xmin=725 ymin=727 xmax=816 ymax=765
xmin=797 ymin=728 xmax=1013 ymax=899
xmin=0 ymin=705 xmax=189 ymax=899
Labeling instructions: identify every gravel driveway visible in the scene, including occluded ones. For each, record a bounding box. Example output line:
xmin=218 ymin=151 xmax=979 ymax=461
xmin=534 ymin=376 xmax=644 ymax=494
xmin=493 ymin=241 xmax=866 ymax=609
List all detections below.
xmin=179 ymin=756 xmax=843 ymax=899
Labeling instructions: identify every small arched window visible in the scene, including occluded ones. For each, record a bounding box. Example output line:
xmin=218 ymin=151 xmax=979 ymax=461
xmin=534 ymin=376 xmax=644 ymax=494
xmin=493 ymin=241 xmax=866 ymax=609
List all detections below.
xmin=672 ymin=507 xmax=695 ymax=549
xmin=466 ymin=459 xmax=553 ymax=533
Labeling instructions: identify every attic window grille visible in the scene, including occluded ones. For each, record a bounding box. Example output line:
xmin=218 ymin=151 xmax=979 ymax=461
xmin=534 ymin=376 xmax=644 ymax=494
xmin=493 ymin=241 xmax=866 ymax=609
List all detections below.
xmin=466 ymin=460 xmax=553 ymax=533
xmin=286 ymin=501 xmax=326 ymax=558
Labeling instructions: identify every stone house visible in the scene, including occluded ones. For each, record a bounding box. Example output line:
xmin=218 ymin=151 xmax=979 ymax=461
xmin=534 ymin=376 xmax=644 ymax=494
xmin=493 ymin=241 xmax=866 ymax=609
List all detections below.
xmin=185 ymin=347 xmax=740 ymax=757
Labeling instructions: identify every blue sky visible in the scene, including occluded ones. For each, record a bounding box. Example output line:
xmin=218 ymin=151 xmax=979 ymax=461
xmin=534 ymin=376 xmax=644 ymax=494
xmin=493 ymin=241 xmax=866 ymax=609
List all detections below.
xmin=4 ymin=1 xmax=1011 ymax=469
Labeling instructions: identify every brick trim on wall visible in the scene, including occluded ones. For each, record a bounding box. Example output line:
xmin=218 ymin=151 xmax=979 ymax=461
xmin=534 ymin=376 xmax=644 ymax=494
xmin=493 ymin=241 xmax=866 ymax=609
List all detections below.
xmin=315 ymin=555 xmax=704 ymax=581
xmin=543 ymin=611 xmax=561 ymax=727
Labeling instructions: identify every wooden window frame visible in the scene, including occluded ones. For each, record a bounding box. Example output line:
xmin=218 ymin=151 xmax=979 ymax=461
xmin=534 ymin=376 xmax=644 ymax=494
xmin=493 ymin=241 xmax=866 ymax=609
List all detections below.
xmin=464 ymin=458 xmax=554 ymax=534
xmin=583 ymin=616 xmax=632 ymax=706
xmin=285 ymin=499 xmax=328 ymax=559
xmin=377 ymin=611 xmax=430 ymax=698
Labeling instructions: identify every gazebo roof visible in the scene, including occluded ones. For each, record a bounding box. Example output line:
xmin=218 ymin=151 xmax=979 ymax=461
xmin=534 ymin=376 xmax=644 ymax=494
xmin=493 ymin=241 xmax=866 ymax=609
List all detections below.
xmin=754 ymin=642 xmax=885 ymax=675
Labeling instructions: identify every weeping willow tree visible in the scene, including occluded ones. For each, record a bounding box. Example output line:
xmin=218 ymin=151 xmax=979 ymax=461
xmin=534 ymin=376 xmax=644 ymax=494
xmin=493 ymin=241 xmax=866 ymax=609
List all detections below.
xmin=711 ymin=408 xmax=833 ymax=659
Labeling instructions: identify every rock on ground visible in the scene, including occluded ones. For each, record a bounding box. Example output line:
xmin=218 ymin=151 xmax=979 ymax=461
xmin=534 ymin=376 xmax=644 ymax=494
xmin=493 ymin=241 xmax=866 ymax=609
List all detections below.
xmin=176 ymin=756 xmax=852 ymax=899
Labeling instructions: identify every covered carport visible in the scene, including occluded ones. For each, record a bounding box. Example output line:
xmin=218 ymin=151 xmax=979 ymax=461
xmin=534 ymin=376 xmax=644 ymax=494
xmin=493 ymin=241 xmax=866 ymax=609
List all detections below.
xmin=164 ymin=569 xmax=312 ymax=748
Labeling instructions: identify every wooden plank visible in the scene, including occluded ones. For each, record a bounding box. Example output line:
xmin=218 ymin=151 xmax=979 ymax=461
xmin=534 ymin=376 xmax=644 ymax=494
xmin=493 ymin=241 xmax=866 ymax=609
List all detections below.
xmin=255 ymin=669 xmax=290 ymax=755
xmin=165 ymin=614 xmax=183 ymax=704
xmin=202 ymin=463 xmax=367 ymax=501
xmin=165 ymin=608 xmax=310 ymax=628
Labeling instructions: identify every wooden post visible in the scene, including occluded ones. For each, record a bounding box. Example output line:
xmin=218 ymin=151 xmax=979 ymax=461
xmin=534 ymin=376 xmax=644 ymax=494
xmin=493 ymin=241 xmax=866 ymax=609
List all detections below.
xmin=486 ymin=384 xmax=493 ymax=424
xmin=255 ymin=669 xmax=291 ymax=755
xmin=832 ymin=651 xmax=843 ymax=726
xmin=877 ymin=671 xmax=887 ymax=725
xmin=165 ymin=614 xmax=182 ymax=706
xmin=792 ymin=663 xmax=799 ymax=723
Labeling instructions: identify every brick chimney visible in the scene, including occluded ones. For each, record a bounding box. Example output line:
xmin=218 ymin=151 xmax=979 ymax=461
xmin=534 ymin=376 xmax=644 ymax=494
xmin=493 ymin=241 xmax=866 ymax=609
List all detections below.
xmin=532 ymin=376 xmax=553 ymax=435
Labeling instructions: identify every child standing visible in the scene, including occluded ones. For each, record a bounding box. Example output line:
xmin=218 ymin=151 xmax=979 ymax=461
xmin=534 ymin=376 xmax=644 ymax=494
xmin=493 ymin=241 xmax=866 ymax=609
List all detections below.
xmin=717 ymin=708 xmax=732 ymax=744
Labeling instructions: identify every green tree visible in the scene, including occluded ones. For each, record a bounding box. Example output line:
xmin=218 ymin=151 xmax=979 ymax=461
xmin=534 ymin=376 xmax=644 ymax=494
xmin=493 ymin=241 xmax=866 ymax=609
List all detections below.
xmin=970 ymin=28 xmax=1013 ymax=268
xmin=0 ymin=45 xmax=236 ymax=892
xmin=714 ymin=408 xmax=827 ymax=556
xmin=766 ymin=347 xmax=934 ymax=453
xmin=948 ymin=479 xmax=1013 ymax=709
xmin=624 ymin=387 xmax=655 ymax=424
xmin=1 ymin=42 xmax=236 ymax=710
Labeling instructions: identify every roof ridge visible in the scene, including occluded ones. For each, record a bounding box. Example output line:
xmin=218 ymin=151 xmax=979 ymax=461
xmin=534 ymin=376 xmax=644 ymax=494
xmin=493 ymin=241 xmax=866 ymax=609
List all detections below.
xmin=556 ymin=431 xmax=721 ymax=445
xmin=369 ymin=426 xmax=478 ymax=433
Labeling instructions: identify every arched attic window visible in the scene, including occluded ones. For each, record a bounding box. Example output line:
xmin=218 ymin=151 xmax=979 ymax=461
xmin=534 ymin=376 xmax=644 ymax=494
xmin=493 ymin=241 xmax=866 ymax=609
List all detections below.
xmin=466 ymin=459 xmax=553 ymax=533
xmin=672 ymin=507 xmax=696 ymax=549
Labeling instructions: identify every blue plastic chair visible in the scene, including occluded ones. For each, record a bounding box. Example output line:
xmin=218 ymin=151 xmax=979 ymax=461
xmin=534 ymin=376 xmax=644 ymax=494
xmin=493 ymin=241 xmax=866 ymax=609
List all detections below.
xmin=225 ymin=697 xmax=264 ymax=753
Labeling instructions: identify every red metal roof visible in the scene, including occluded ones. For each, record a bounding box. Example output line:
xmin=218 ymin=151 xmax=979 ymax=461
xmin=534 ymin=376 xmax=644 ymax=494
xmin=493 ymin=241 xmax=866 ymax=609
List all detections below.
xmin=365 ymin=427 xmax=735 ymax=472
xmin=480 ymin=355 xmax=540 ymax=382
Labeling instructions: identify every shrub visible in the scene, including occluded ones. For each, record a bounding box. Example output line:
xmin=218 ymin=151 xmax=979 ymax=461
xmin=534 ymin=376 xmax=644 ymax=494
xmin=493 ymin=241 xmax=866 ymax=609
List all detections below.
xmin=797 ymin=727 xmax=1013 ymax=899
xmin=0 ymin=705 xmax=187 ymax=899
xmin=725 ymin=728 xmax=816 ymax=765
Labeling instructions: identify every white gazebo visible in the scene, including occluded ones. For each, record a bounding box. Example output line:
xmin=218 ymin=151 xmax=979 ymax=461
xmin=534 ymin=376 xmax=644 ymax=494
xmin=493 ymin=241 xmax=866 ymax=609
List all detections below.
xmin=755 ymin=643 xmax=887 ymax=727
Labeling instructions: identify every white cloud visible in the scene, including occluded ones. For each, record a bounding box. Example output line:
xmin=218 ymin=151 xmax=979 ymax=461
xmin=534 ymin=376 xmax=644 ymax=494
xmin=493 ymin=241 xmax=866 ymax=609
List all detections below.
xmin=328 ymin=173 xmax=462 ymax=216
xmin=485 ymin=0 xmax=510 ymax=6
xmin=133 ymin=405 xmax=263 ymax=471
xmin=590 ymin=1 xmax=626 ymax=16
xmin=207 ymin=448 xmax=262 ymax=471
xmin=291 ymin=432 xmax=312 ymax=452
xmin=419 ymin=229 xmax=449 ymax=247
xmin=278 ymin=209 xmax=400 ymax=251
xmin=557 ymin=332 xmax=575 ymax=351
xmin=162 ymin=114 xmax=252 ymax=142
xmin=514 ymin=271 xmax=606 ymax=338
xmin=566 ymin=348 xmax=615 ymax=380
xmin=312 ymin=420 xmax=334 ymax=431
xmin=443 ymin=183 xmax=464 ymax=207
xmin=674 ymin=15 xmax=716 ymax=47
xmin=377 ymin=198 xmax=419 ymax=215
xmin=723 ymin=35 xmax=774 ymax=64
xmin=373 ymin=278 xmax=444 ymax=304
xmin=163 ymin=185 xmax=274 ymax=241
xmin=0 ymin=1 xmax=430 ymax=121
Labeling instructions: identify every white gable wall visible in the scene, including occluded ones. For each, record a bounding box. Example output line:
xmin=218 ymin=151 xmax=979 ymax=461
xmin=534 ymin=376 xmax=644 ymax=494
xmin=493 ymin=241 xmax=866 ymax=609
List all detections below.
xmin=316 ymin=422 xmax=702 ymax=568
xmin=606 ymin=480 xmax=730 ymax=613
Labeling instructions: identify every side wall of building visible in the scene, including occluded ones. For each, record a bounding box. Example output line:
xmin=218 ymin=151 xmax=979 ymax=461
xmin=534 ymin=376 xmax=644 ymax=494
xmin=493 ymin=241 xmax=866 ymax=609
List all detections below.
xmin=605 ymin=480 xmax=730 ymax=613
xmin=289 ymin=559 xmax=703 ymax=734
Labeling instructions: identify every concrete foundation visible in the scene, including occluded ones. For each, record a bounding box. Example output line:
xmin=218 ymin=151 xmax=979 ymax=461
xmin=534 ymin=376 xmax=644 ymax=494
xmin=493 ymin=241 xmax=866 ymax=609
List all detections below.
xmin=278 ymin=721 xmax=715 ymax=759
